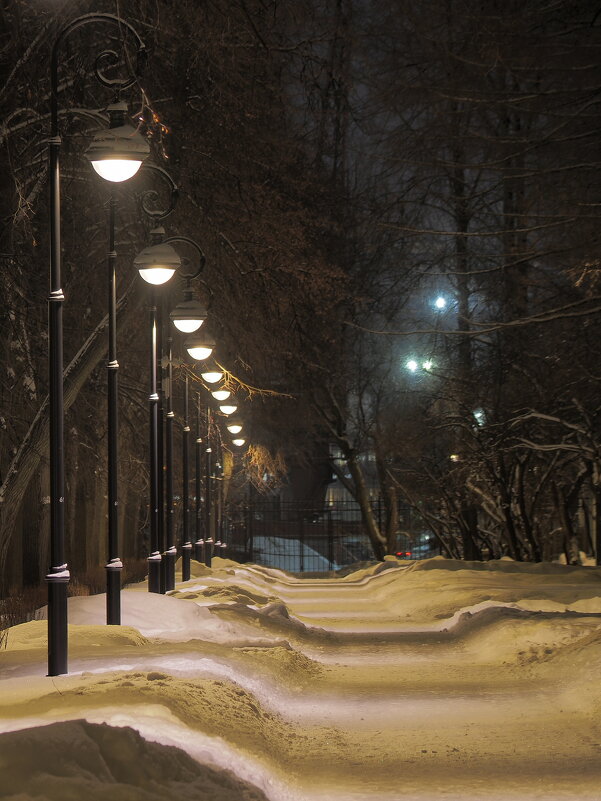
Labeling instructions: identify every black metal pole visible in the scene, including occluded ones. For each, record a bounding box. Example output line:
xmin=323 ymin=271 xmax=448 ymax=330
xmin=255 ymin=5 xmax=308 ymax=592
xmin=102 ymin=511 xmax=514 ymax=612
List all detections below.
xmin=157 ymin=300 xmax=166 ymax=593
xmin=47 ymin=34 xmax=70 ymax=678
xmin=106 ymin=188 xmax=122 ymax=623
xmin=205 ymin=407 xmax=213 ymax=568
xmin=164 ymin=329 xmax=176 ymax=591
xmin=148 ymin=289 xmax=161 ymax=592
xmin=181 ymin=374 xmax=192 ymax=580
xmin=194 ymin=393 xmax=205 ymax=563
xmin=47 ymin=129 xmax=69 ymax=676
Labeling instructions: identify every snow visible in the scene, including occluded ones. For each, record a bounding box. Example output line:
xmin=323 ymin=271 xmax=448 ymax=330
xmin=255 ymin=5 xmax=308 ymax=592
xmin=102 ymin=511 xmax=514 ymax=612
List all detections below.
xmin=1 ymin=555 xmax=601 ymax=800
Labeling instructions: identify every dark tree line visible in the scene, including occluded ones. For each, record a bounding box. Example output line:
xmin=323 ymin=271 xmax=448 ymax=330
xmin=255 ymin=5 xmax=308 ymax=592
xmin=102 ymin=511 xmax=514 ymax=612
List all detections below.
xmin=2 ymin=0 xmax=601 ymax=595
xmin=0 ymin=0 xmax=350 ymax=592
xmin=289 ymin=0 xmax=601 ymax=563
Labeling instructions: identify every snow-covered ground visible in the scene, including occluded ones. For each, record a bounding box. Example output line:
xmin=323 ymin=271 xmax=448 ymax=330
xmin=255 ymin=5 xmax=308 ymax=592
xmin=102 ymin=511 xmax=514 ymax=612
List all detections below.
xmin=1 ymin=555 xmax=601 ymax=800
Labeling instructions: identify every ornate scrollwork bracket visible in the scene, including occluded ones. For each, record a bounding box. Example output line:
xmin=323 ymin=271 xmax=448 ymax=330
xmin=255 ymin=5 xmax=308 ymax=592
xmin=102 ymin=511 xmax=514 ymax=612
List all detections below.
xmin=51 ymin=13 xmax=146 ymax=137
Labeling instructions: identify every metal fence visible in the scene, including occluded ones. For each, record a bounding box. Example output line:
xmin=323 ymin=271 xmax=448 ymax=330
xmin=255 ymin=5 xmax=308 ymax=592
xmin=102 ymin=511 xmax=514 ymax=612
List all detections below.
xmin=224 ymin=499 xmax=376 ymax=572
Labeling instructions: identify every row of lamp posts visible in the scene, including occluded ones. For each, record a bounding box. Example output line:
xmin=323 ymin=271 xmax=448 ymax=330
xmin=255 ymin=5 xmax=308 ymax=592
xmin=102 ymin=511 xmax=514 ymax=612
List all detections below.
xmin=47 ymin=13 xmax=246 ymax=676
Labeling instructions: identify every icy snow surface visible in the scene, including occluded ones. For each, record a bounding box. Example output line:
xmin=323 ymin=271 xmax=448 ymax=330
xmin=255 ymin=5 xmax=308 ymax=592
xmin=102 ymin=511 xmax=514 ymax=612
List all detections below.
xmin=1 ymin=555 xmax=601 ymax=799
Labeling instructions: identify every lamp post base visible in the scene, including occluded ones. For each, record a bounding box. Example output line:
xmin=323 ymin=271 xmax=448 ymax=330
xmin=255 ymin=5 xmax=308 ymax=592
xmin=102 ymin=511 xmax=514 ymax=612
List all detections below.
xmin=194 ymin=539 xmax=205 ymax=564
xmin=182 ymin=543 xmax=192 ymax=581
xmin=164 ymin=546 xmax=176 ymax=592
xmin=47 ymin=576 xmax=69 ymax=676
xmin=105 ymin=562 xmax=122 ymax=625
xmin=148 ymin=554 xmax=162 ymax=593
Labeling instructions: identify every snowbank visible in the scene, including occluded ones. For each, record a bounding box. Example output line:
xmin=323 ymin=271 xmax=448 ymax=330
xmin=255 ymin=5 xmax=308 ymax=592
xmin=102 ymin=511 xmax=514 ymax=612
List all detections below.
xmin=1 ymin=556 xmax=601 ymax=800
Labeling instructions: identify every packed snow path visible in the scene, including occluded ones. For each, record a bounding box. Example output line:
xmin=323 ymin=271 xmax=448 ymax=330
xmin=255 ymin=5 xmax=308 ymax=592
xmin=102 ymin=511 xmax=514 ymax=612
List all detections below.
xmin=1 ymin=556 xmax=601 ymax=800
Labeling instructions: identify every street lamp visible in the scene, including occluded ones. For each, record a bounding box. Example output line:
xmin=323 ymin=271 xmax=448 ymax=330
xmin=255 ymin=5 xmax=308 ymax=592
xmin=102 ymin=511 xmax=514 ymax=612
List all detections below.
xmin=219 ymin=403 xmax=238 ymax=416
xmin=135 ymin=231 xmax=180 ymax=593
xmin=170 ymin=289 xmax=207 ymax=334
xmin=47 ymin=12 xmax=146 ymax=676
xmin=180 ymin=373 xmax=193 ymax=581
xmin=227 ymin=419 xmax=243 ymax=435
xmin=135 ymin=234 xmax=181 ymax=285
xmin=86 ymin=102 xmax=149 ymax=182
xmin=185 ymin=331 xmax=216 ymax=361
xmin=85 ymin=102 xmax=150 ymax=627
xmin=212 ymin=388 xmax=231 ymax=402
xmin=202 ymin=369 xmax=224 ymax=384
xmin=194 ymin=392 xmax=206 ymax=564
xmin=232 ymin=438 xmax=246 ymax=447
xmin=166 ymin=238 xmax=208 ymax=584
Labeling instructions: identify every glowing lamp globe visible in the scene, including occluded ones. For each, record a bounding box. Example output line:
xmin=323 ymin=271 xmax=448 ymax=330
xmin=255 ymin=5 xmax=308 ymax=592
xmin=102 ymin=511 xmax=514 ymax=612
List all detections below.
xmin=227 ymin=422 xmax=243 ymax=434
xmin=232 ymin=438 xmax=246 ymax=447
xmin=219 ymin=404 xmax=237 ymax=416
xmin=170 ymin=295 xmax=207 ymax=333
xmin=134 ymin=240 xmax=181 ymax=286
xmin=201 ymin=370 xmax=223 ymax=384
xmin=212 ymin=389 xmax=231 ymax=401
xmin=85 ymin=103 xmax=150 ymax=183
xmin=184 ymin=332 xmax=215 ymax=361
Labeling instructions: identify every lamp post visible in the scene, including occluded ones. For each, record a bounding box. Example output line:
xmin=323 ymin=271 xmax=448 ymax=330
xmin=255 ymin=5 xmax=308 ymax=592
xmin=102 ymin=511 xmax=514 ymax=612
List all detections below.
xmin=181 ymin=373 xmax=192 ymax=581
xmin=204 ymin=406 xmax=214 ymax=567
xmin=164 ymin=325 xmax=177 ymax=591
xmin=169 ymin=245 xmax=208 ymax=582
xmin=194 ymin=392 xmax=205 ymax=564
xmin=183 ymin=333 xmax=216 ymax=567
xmin=135 ymin=231 xmax=181 ymax=592
xmin=85 ymin=102 xmax=150 ymax=625
xmin=47 ymin=13 xmax=146 ymax=675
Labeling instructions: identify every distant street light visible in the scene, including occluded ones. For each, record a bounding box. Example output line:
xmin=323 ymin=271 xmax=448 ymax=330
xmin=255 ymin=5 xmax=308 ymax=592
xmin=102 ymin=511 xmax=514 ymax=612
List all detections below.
xmin=219 ymin=404 xmax=238 ymax=416
xmin=135 ymin=231 xmax=180 ymax=594
xmin=135 ymin=232 xmax=181 ymax=286
xmin=170 ymin=296 xmax=207 ymax=333
xmin=434 ymin=296 xmax=447 ymax=310
xmin=194 ymin=392 xmax=205 ymax=564
xmin=226 ymin=419 xmax=243 ymax=435
xmin=473 ymin=408 xmax=486 ymax=426
xmin=202 ymin=370 xmax=224 ymax=384
xmin=180 ymin=374 xmax=193 ymax=581
xmin=185 ymin=332 xmax=216 ymax=361
xmin=212 ymin=388 xmax=231 ymax=401
xmin=165 ymin=236 xmax=207 ymax=588
xmin=86 ymin=101 xmax=150 ymax=626
xmin=406 ymin=359 xmax=419 ymax=372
